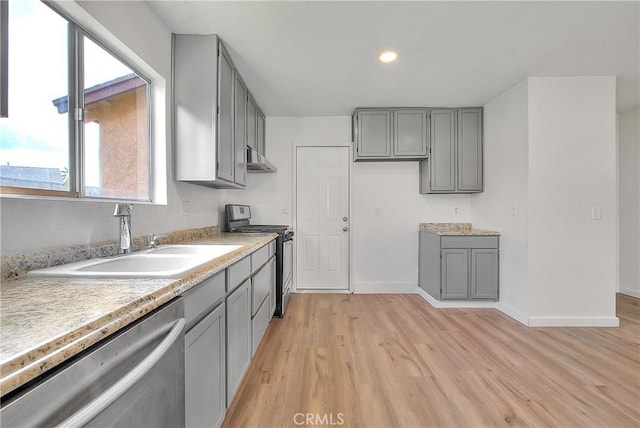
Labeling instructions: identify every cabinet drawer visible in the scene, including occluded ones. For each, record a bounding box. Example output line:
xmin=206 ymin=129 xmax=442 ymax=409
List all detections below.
xmin=441 ymin=236 xmax=498 ymax=249
xmin=268 ymin=240 xmax=276 ymax=258
xmin=251 ymin=294 xmax=271 ymax=357
xmin=251 ymin=244 xmax=269 ymax=273
xmin=228 ymin=256 xmax=251 ymax=292
xmin=184 ymin=271 xmax=225 ymax=327
xmin=252 ymin=258 xmax=274 ymax=316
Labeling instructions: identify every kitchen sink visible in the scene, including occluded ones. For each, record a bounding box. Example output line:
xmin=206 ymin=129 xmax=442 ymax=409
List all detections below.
xmin=27 ymin=244 xmax=243 ymax=279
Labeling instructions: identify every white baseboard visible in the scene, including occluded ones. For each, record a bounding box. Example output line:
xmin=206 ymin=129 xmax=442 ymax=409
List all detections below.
xmin=528 ymin=316 xmax=620 ymax=327
xmin=494 ymin=302 xmax=529 ymax=325
xmin=294 ymin=289 xmax=350 ymax=294
xmin=352 ymin=282 xmax=417 ymax=294
xmin=619 ymin=287 xmax=640 ymax=298
xmin=415 ymin=287 xmax=497 ymax=309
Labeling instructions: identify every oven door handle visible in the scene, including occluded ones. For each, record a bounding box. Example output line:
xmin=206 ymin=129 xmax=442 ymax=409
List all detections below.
xmin=56 ymin=318 xmax=186 ymax=428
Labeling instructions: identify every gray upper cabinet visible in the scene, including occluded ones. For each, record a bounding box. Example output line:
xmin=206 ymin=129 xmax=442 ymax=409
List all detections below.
xmin=257 ymin=109 xmax=265 ymax=156
xmin=246 ymin=93 xmax=257 ymax=151
xmin=393 ymin=108 xmax=429 ymax=158
xmin=174 ymin=34 xmax=241 ymax=188
xmin=424 ymin=109 xmax=455 ymax=191
xmin=457 ymin=108 xmax=483 ymax=192
xmin=217 ymin=44 xmax=235 ymax=183
xmin=420 ymin=107 xmax=483 ymax=194
xmin=353 ymin=108 xmax=428 ymax=161
xmin=354 ymin=109 xmax=392 ymax=159
xmin=234 ymin=73 xmax=247 ymax=187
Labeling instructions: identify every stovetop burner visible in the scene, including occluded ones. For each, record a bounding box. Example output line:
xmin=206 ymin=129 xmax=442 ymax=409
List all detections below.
xmin=224 ymin=205 xmax=293 ymax=237
xmin=234 ymin=224 xmax=290 ymax=232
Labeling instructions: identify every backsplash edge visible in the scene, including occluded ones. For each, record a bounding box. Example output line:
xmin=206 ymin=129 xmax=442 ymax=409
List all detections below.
xmin=0 ymin=225 xmax=220 ymax=281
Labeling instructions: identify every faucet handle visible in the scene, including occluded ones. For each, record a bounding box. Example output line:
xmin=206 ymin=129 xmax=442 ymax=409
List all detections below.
xmin=114 ymin=203 xmax=132 ymax=217
xmin=147 ymin=233 xmax=169 ymax=248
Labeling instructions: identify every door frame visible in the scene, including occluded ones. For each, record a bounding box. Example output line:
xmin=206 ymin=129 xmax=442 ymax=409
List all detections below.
xmin=292 ymin=144 xmax=353 ymax=294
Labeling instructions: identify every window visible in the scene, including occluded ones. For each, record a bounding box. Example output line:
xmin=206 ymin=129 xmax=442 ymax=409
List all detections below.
xmin=0 ymin=0 xmax=152 ymax=201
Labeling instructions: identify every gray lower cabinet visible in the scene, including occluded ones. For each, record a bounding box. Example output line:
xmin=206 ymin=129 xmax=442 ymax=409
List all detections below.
xmin=441 ymin=248 xmax=469 ymax=299
xmin=226 ymin=279 xmax=252 ymax=407
xmin=251 ymin=256 xmax=275 ymax=356
xmin=419 ymin=232 xmax=499 ymax=300
xmin=470 ymin=248 xmax=499 ymax=299
xmin=353 ymin=108 xmax=428 ymax=161
xmin=185 ymin=303 xmax=226 ymax=428
xmin=420 ymin=107 xmax=483 ymax=194
xmin=183 ymin=271 xmax=226 ymax=428
xmin=269 ymin=256 xmax=277 ymax=315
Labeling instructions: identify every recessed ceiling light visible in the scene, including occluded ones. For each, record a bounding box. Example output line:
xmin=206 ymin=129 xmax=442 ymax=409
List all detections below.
xmin=378 ymin=50 xmax=398 ymax=63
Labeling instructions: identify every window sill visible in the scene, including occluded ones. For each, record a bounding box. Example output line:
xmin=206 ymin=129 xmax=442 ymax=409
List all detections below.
xmin=0 ymin=187 xmax=157 ymax=205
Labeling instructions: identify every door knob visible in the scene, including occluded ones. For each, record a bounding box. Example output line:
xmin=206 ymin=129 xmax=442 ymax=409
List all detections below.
xmin=343 ymin=227 xmax=349 ymax=232
xmin=343 ymin=217 xmax=348 ymax=222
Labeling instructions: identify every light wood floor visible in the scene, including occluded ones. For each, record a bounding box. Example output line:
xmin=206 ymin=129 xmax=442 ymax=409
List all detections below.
xmin=222 ymin=294 xmax=640 ymax=427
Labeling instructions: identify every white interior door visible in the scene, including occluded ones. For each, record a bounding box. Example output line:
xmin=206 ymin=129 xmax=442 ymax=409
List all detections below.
xmin=296 ymin=146 xmax=350 ymax=290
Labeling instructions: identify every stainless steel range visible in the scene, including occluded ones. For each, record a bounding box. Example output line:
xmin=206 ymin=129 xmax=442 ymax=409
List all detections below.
xmin=225 ymin=204 xmax=293 ymax=317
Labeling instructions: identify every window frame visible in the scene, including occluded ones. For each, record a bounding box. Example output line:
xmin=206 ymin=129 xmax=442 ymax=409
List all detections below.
xmin=1 ymin=0 xmax=8 ymax=118
xmin=0 ymin=0 xmax=154 ymax=203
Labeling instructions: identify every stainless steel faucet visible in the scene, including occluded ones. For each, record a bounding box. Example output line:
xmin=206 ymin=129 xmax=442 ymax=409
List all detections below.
xmin=147 ymin=233 xmax=168 ymax=249
xmin=113 ymin=204 xmax=133 ymax=254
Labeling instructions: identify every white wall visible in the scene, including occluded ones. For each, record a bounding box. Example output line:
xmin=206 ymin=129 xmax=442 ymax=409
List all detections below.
xmin=0 ymin=1 xmax=222 ymax=253
xmin=221 ymin=116 xmax=471 ymax=292
xmin=471 ymin=80 xmax=530 ymax=324
xmin=618 ymin=107 xmax=640 ymax=297
xmin=528 ymin=77 xmax=617 ymax=325
xmin=473 ymin=76 xmax=619 ymax=326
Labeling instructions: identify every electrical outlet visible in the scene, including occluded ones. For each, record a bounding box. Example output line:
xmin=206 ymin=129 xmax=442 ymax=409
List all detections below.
xmin=282 ymin=206 xmax=288 ymax=214
xmin=454 ymin=207 xmax=459 ymax=215
xmin=181 ymin=200 xmax=190 ymax=216
xmin=374 ymin=207 xmax=381 ymax=216
xmin=511 ymin=204 xmax=519 ymax=216
xmin=591 ymin=205 xmax=602 ymax=220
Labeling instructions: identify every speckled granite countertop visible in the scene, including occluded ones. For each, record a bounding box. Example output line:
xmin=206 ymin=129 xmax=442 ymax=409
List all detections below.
xmin=0 ymin=232 xmax=276 ymax=397
xmin=419 ymin=223 xmax=500 ymax=236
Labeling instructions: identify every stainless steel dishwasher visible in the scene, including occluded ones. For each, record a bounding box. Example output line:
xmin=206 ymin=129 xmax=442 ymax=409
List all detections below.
xmin=0 ymin=298 xmax=186 ymax=428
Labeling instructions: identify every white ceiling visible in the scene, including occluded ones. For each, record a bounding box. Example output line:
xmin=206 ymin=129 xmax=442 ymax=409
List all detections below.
xmin=147 ymin=1 xmax=640 ymax=116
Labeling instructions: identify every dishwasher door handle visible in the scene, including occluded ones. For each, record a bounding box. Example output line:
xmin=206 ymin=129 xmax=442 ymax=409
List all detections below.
xmin=56 ymin=317 xmax=186 ymax=428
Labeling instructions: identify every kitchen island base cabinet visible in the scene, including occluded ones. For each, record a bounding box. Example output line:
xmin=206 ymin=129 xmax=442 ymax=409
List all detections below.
xmin=226 ymin=279 xmax=252 ymax=407
xmin=185 ymin=303 xmax=226 ymax=428
xmin=420 ymin=232 xmax=499 ymax=301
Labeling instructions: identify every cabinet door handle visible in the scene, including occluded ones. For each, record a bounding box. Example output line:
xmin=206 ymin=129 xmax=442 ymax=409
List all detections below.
xmin=57 ymin=318 xmax=186 ymax=428
xmin=343 ymin=227 xmax=349 ymax=232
